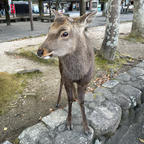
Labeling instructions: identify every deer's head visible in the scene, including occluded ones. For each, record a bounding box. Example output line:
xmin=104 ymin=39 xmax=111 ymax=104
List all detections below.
xmin=37 ymin=10 xmax=96 ymax=58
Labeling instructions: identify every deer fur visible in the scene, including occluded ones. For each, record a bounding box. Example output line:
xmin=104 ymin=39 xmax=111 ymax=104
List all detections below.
xmin=37 ymin=10 xmax=96 ymax=134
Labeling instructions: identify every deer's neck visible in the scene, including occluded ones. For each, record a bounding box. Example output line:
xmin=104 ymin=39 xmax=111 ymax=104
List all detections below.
xmin=59 ymin=34 xmax=94 ymax=81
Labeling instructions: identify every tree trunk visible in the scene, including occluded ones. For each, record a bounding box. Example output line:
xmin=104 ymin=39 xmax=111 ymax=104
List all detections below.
xmin=131 ymin=0 xmax=144 ymax=38
xmin=38 ymin=0 xmax=43 ymax=17
xmin=56 ymin=0 xmax=59 ymax=10
xmin=4 ymin=0 xmax=10 ymax=26
xmin=48 ymin=1 xmax=51 ymax=18
xmin=28 ymin=0 xmax=34 ymax=31
xmin=100 ymin=0 xmax=121 ymax=61
xmin=80 ymin=0 xmax=86 ymax=16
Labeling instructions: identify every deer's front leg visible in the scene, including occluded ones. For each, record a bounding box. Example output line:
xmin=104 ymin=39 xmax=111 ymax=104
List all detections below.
xmin=64 ymin=81 xmax=74 ymax=130
xmin=56 ymin=78 xmax=63 ymax=108
xmin=78 ymin=84 xmax=90 ymax=135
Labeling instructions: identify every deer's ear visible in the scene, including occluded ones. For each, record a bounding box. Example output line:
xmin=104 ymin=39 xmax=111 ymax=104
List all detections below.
xmin=52 ymin=9 xmax=74 ymax=23
xmin=51 ymin=9 xmax=63 ymax=18
xmin=76 ymin=11 xmax=97 ymax=25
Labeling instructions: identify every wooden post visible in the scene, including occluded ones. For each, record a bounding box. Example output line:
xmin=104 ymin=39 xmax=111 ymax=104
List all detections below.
xmin=28 ymin=0 xmax=34 ymax=31
xmin=80 ymin=0 xmax=86 ymax=16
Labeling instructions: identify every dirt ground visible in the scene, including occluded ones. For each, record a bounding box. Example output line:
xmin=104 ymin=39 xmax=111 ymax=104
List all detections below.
xmin=0 ymin=22 xmax=144 ymax=143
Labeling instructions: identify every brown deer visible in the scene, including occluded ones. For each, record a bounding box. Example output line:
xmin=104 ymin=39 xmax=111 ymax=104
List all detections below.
xmin=37 ymin=10 xmax=96 ymax=134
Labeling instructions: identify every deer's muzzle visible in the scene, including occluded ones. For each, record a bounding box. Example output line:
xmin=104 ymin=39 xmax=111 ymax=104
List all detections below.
xmin=37 ymin=48 xmax=53 ymax=58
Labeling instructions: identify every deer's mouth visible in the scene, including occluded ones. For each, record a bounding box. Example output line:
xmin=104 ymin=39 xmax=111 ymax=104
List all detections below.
xmin=43 ymin=51 xmax=53 ymax=59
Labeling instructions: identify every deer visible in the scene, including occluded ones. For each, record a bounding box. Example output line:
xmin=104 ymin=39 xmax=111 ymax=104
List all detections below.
xmin=37 ymin=10 xmax=96 ymax=134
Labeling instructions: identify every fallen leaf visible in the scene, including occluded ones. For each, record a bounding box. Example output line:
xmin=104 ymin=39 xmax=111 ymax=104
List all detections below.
xmin=4 ymin=127 xmax=8 ymax=131
xmin=39 ymin=116 xmax=42 ymax=121
xmin=49 ymin=108 xmax=53 ymax=112
xmin=139 ymin=138 xmax=144 ymax=143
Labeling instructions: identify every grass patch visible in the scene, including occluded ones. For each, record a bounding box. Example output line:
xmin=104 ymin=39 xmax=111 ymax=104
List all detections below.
xmin=13 ymin=138 xmax=19 ymax=144
xmin=0 ymin=72 xmax=25 ymax=114
xmin=6 ymin=45 xmax=58 ymax=66
xmin=94 ymin=51 xmax=130 ymax=73
xmin=0 ymin=71 xmax=41 ymax=115
xmin=123 ymin=33 xmax=144 ymax=43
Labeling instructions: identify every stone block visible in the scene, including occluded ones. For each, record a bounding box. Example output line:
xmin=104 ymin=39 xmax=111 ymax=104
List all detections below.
xmin=94 ymin=87 xmax=131 ymax=110
xmin=85 ymin=92 xmax=95 ymax=102
xmin=88 ymin=101 xmax=122 ymax=136
xmin=115 ymin=72 xmax=131 ymax=82
xmin=55 ymin=125 xmax=94 ymax=144
xmin=2 ymin=141 xmax=12 ymax=144
xmin=102 ymin=80 xmax=119 ymax=88
xmin=42 ymin=109 xmax=67 ymax=130
xmin=18 ymin=122 xmax=51 ymax=144
xmin=119 ymin=85 xmax=142 ymax=106
xmin=128 ymin=67 xmax=144 ymax=77
xmin=136 ymin=62 xmax=144 ymax=69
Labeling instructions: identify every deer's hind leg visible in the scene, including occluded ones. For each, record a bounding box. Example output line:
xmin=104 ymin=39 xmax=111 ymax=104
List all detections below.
xmin=64 ymin=81 xmax=74 ymax=130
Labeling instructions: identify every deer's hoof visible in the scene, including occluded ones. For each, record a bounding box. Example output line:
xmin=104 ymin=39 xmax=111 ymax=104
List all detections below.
xmin=55 ymin=104 xmax=59 ymax=108
xmin=66 ymin=124 xmax=73 ymax=130
xmin=84 ymin=127 xmax=91 ymax=136
xmin=66 ymin=121 xmax=73 ymax=130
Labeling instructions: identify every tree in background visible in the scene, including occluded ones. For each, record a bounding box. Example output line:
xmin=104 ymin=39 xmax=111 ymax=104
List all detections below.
xmin=38 ymin=0 xmax=43 ymax=17
xmin=100 ymin=0 xmax=121 ymax=61
xmin=56 ymin=0 xmax=61 ymax=10
xmin=131 ymin=0 xmax=144 ymax=38
xmin=28 ymin=0 xmax=34 ymax=31
xmin=80 ymin=0 xmax=86 ymax=16
xmin=3 ymin=0 xmax=11 ymax=25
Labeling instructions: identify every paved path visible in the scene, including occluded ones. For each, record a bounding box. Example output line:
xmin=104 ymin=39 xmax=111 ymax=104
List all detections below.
xmin=0 ymin=13 xmax=133 ymax=43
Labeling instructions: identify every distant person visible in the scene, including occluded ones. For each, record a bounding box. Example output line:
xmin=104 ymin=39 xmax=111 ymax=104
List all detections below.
xmin=0 ymin=9 xmax=5 ymax=16
xmin=11 ymin=3 xmax=16 ymax=17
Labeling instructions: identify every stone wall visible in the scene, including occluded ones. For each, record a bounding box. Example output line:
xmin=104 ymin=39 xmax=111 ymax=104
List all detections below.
xmin=2 ymin=60 xmax=144 ymax=144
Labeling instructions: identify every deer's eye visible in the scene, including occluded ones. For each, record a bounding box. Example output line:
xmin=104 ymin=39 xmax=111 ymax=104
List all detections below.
xmin=61 ymin=32 xmax=68 ymax=37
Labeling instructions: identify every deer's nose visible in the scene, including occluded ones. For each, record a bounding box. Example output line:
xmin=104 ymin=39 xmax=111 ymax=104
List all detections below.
xmin=37 ymin=49 xmax=44 ymax=57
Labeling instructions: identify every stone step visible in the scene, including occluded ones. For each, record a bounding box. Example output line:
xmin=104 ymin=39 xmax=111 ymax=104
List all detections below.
xmin=18 ymin=100 xmax=122 ymax=144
